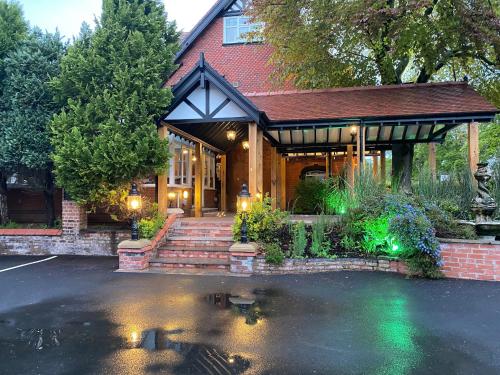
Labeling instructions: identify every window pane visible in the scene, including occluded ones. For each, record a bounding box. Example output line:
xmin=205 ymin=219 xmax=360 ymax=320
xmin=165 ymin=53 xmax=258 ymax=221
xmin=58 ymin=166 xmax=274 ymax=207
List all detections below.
xmin=174 ymin=147 xmax=181 ymax=185
xmin=226 ymin=17 xmax=238 ymax=27
xmin=225 ymin=27 xmax=237 ymax=43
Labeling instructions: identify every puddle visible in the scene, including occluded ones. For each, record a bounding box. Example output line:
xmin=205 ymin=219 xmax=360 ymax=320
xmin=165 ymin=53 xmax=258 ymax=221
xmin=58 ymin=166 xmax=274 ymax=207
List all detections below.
xmin=18 ymin=328 xmax=62 ymax=350
xmin=205 ymin=293 xmax=263 ymax=325
xmin=130 ymin=328 xmax=250 ymax=374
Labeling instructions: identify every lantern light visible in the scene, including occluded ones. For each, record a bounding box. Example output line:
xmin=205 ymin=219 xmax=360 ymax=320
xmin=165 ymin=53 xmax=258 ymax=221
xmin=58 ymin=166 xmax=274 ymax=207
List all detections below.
xmin=183 ymin=190 xmax=189 ymax=199
xmin=168 ymin=192 xmax=176 ymax=200
xmin=226 ymin=130 xmax=237 ymax=141
xmin=237 ymin=184 xmax=252 ymax=243
xmin=350 ymin=125 xmax=358 ymax=137
xmin=182 ymin=149 xmax=189 ymax=155
xmin=127 ymin=183 xmax=142 ymax=241
xmin=192 ymin=156 xmax=197 ymax=162
xmin=242 ymin=141 xmax=250 ymax=150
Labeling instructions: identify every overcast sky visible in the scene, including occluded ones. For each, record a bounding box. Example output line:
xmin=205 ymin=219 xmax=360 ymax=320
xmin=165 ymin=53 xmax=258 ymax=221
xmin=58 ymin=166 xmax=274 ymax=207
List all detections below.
xmin=17 ymin=0 xmax=218 ymax=40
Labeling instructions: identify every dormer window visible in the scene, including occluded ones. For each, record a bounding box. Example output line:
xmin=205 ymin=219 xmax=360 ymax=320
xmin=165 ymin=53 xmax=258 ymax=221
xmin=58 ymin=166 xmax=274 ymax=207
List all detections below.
xmin=223 ymin=16 xmax=262 ymax=44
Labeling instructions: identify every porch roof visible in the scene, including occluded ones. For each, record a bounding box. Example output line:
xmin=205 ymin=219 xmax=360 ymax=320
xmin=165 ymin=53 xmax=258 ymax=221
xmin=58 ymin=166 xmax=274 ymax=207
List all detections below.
xmin=162 ymin=54 xmax=498 ymax=153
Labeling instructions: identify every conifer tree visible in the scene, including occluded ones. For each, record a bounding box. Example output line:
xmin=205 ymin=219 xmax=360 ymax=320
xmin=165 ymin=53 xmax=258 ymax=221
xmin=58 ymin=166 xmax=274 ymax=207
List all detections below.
xmin=51 ymin=0 xmax=178 ymax=206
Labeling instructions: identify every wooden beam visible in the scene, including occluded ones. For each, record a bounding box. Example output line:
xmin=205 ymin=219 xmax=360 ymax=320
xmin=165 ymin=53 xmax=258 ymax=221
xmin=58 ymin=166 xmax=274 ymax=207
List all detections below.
xmin=270 ymin=147 xmax=278 ymax=209
xmin=356 ymin=125 xmax=365 ymax=171
xmin=325 ymin=152 xmax=331 ymax=178
xmin=157 ymin=126 xmax=169 ymax=217
xmin=248 ymin=122 xmax=263 ymax=197
xmin=380 ymin=150 xmax=386 ymax=185
xmin=280 ymin=155 xmax=287 ymax=210
xmin=220 ymin=154 xmax=227 ymax=212
xmin=346 ymin=144 xmax=354 ymax=190
xmin=194 ymin=142 xmax=203 ymax=217
xmin=372 ymin=153 xmax=379 ymax=179
xmin=429 ymin=143 xmax=437 ymax=181
xmin=468 ymin=122 xmax=479 ymax=176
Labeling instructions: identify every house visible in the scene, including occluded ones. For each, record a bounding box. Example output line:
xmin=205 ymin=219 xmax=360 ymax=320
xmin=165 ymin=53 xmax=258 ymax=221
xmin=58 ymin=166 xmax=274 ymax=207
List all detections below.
xmin=156 ymin=0 xmax=497 ymax=216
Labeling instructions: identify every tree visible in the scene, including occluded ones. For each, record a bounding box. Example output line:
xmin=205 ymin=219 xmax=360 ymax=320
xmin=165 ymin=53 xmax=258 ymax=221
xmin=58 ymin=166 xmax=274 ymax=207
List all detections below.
xmin=50 ymin=0 xmax=178 ymax=206
xmin=0 ymin=0 xmax=28 ymax=225
xmin=0 ymin=30 xmax=65 ymax=226
xmin=251 ymin=0 xmax=499 ymax=87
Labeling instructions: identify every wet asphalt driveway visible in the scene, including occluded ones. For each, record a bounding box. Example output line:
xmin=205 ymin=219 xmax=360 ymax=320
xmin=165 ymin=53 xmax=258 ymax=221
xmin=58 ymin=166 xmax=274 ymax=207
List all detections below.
xmin=0 ymin=256 xmax=499 ymax=375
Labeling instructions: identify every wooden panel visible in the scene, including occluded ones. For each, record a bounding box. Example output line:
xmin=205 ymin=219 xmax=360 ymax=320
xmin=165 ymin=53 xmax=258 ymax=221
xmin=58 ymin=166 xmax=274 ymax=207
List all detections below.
xmin=220 ymin=154 xmax=227 ymax=212
xmin=270 ymin=147 xmax=278 ymax=209
xmin=372 ymin=154 xmax=379 ymax=179
xmin=380 ymin=150 xmax=386 ymax=185
xmin=248 ymin=122 xmax=263 ymax=197
xmin=468 ymin=122 xmax=479 ymax=175
xmin=280 ymin=156 xmax=287 ymax=210
xmin=347 ymin=145 xmax=354 ymax=190
xmin=157 ymin=126 xmax=169 ymax=216
xmin=194 ymin=143 xmax=203 ymax=217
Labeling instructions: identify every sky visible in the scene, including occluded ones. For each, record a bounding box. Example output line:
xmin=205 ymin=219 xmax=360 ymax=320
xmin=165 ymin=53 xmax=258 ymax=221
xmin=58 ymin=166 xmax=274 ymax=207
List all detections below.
xmin=17 ymin=0 xmax=218 ymax=40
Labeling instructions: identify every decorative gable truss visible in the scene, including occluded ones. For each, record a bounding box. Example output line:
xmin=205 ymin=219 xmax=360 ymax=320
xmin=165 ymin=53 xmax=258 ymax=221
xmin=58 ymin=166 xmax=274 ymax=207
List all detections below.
xmin=224 ymin=0 xmax=249 ymax=15
xmin=165 ymin=53 xmax=265 ymax=125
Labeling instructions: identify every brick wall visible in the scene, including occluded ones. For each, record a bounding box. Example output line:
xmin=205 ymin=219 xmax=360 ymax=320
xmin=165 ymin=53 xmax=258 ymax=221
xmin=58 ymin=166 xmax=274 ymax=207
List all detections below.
xmin=169 ymin=17 xmax=288 ymax=93
xmin=440 ymin=239 xmax=500 ymax=281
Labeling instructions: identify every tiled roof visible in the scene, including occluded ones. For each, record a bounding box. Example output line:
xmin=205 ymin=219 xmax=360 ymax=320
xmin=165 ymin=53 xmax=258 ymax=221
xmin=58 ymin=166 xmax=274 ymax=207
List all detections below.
xmin=244 ymin=82 xmax=498 ymax=122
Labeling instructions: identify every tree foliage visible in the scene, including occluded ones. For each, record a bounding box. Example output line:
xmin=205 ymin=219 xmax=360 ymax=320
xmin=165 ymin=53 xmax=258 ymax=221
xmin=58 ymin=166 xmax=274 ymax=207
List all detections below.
xmin=251 ymin=0 xmax=499 ymax=88
xmin=50 ymin=0 xmax=178 ymax=205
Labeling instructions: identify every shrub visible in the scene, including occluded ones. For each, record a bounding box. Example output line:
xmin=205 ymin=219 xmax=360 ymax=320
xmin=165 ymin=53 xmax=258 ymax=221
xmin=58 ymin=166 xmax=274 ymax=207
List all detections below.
xmin=422 ymin=202 xmax=477 ymax=239
xmin=388 ymin=202 xmax=442 ymax=278
xmin=310 ymin=215 xmax=331 ymax=258
xmin=291 ymin=221 xmax=307 ymax=258
xmin=232 ymin=196 xmax=288 ymax=243
xmin=138 ymin=204 xmax=165 ymax=239
xmin=264 ymin=243 xmax=285 ymax=265
xmin=292 ymin=178 xmax=327 ymax=214
xmin=361 ymin=215 xmax=391 ymax=253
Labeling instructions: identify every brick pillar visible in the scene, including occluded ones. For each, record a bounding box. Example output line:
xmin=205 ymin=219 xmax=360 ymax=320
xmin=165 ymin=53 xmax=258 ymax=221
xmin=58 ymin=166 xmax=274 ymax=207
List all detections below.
xmin=62 ymin=198 xmax=87 ymax=236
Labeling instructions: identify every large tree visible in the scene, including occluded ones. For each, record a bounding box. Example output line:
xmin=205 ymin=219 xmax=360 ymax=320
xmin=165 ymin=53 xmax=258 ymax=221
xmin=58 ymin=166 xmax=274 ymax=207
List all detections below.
xmin=251 ymin=0 xmax=499 ymax=87
xmin=50 ymin=0 xmax=178 ymax=206
xmin=0 ymin=0 xmax=28 ymax=225
xmin=0 ymin=30 xmax=65 ymax=226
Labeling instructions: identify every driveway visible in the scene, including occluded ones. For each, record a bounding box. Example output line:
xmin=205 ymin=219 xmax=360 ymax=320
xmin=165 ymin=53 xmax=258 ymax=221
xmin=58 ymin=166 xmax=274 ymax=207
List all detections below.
xmin=0 ymin=255 xmax=499 ymax=374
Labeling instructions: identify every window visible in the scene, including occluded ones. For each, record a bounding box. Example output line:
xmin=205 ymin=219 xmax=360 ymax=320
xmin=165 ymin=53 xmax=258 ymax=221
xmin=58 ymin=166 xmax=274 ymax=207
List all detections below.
xmin=169 ymin=139 xmax=192 ymax=187
xmin=203 ymin=153 xmax=216 ymax=189
xmin=223 ymin=16 xmax=262 ymax=44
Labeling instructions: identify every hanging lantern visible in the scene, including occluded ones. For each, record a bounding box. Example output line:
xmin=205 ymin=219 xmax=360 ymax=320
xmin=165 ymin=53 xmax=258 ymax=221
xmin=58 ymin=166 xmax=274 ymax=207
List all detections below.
xmin=242 ymin=140 xmax=250 ymax=151
xmin=226 ymin=130 xmax=237 ymax=141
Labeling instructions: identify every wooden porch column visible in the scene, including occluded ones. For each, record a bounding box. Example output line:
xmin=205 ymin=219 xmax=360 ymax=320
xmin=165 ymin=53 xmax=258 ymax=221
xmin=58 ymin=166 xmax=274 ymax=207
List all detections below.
xmin=372 ymin=153 xmax=379 ymax=179
xmin=468 ymin=122 xmax=479 ymax=176
xmin=194 ymin=142 xmax=203 ymax=217
xmin=380 ymin=150 xmax=386 ymax=185
xmin=429 ymin=143 xmax=437 ymax=180
xmin=356 ymin=125 xmax=365 ymax=171
xmin=157 ymin=126 xmax=169 ymax=216
xmin=279 ymin=155 xmax=287 ymax=210
xmin=325 ymin=152 xmax=331 ymax=178
xmin=270 ymin=147 xmax=278 ymax=209
xmin=346 ymin=145 xmax=354 ymax=190
xmin=220 ymin=154 xmax=227 ymax=212
xmin=248 ymin=122 xmax=263 ymax=197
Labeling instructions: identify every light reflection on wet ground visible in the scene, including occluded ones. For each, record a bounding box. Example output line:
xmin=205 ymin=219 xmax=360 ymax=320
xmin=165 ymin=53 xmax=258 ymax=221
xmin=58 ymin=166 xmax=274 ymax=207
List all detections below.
xmin=1 ymin=256 xmax=500 ymax=374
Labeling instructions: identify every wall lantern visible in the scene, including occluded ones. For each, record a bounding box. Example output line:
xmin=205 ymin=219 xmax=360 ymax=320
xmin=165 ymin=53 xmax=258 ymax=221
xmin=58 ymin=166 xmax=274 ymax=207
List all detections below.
xmin=226 ymin=130 xmax=237 ymax=141
xmin=237 ymin=184 xmax=252 ymax=243
xmin=127 ymin=183 xmax=142 ymax=240
xmin=242 ymin=140 xmax=250 ymax=151
xmin=350 ymin=125 xmax=358 ymax=137
xmin=183 ymin=190 xmax=189 ymax=200
xmin=182 ymin=149 xmax=189 ymax=155
xmin=192 ymin=155 xmax=197 ymax=162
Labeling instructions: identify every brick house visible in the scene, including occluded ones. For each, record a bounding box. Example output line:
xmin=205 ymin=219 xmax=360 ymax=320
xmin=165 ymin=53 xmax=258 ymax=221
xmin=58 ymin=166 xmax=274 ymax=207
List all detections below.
xmin=156 ymin=0 xmax=497 ymax=216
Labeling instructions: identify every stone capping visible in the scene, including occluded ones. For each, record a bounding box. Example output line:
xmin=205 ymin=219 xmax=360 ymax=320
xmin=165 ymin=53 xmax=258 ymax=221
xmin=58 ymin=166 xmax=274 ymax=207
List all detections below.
xmin=438 ymin=237 xmax=500 ymax=245
xmin=0 ymin=229 xmax=63 ymax=236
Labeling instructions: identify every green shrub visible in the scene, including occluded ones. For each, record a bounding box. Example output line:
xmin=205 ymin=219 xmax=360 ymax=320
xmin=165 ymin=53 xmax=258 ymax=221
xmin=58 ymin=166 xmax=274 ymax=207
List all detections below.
xmin=310 ymin=215 xmax=331 ymax=258
xmin=291 ymin=221 xmax=307 ymax=258
xmin=138 ymin=204 xmax=165 ymax=239
xmin=361 ymin=215 xmax=391 ymax=253
xmin=422 ymin=202 xmax=477 ymax=239
xmin=0 ymin=221 xmax=21 ymax=229
xmin=292 ymin=178 xmax=327 ymax=214
xmin=232 ymin=196 xmax=288 ymax=243
xmin=264 ymin=243 xmax=285 ymax=265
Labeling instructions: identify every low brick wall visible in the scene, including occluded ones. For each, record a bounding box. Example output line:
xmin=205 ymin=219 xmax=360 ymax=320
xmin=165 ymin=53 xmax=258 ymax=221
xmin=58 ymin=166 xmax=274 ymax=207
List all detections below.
xmin=254 ymin=256 xmax=407 ymax=275
xmin=440 ymin=239 xmax=500 ymax=281
xmin=0 ymin=229 xmax=129 ymax=256
xmin=117 ymin=214 xmax=177 ymax=271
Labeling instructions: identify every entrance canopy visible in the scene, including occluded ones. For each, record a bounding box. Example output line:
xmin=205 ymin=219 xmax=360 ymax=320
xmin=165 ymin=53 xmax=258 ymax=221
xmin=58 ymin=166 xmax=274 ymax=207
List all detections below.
xmin=161 ymin=54 xmax=498 ymax=153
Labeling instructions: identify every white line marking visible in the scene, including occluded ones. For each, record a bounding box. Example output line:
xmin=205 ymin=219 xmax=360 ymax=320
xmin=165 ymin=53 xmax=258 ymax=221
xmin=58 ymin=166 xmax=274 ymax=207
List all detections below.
xmin=0 ymin=256 xmax=58 ymax=273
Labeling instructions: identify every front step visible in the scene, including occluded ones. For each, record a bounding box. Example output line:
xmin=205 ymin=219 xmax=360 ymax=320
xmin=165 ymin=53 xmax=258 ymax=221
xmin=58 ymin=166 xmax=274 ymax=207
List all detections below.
xmin=149 ymin=257 xmax=229 ymax=270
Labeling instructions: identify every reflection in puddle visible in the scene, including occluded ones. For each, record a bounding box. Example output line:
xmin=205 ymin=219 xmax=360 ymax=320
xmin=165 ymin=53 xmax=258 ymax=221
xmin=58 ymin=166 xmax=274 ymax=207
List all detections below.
xmin=130 ymin=328 xmax=250 ymax=374
xmin=205 ymin=293 xmax=263 ymax=325
xmin=18 ymin=328 xmax=62 ymax=350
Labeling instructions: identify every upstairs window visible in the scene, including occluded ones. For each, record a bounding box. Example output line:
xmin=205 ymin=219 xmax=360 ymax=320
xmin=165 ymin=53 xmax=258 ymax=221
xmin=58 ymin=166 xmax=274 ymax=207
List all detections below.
xmin=223 ymin=16 xmax=262 ymax=44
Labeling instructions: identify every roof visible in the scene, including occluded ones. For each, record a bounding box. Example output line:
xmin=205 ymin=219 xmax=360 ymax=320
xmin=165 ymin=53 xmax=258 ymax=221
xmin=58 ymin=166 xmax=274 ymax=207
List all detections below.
xmin=245 ymin=82 xmax=498 ymax=123
xmin=176 ymin=0 xmax=233 ymax=62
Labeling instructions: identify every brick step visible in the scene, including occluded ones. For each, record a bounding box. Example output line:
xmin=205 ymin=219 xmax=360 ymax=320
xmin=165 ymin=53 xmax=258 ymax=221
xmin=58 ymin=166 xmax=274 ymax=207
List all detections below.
xmin=158 ymin=245 xmax=230 ymax=252
xmin=145 ymin=267 xmax=231 ymax=276
xmin=177 ymin=221 xmax=233 ymax=228
xmin=165 ymin=238 xmax=234 ymax=248
xmin=157 ymin=250 xmax=229 ymax=259
xmin=169 ymin=229 xmax=233 ymax=237
xmin=149 ymin=257 xmax=230 ymax=270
